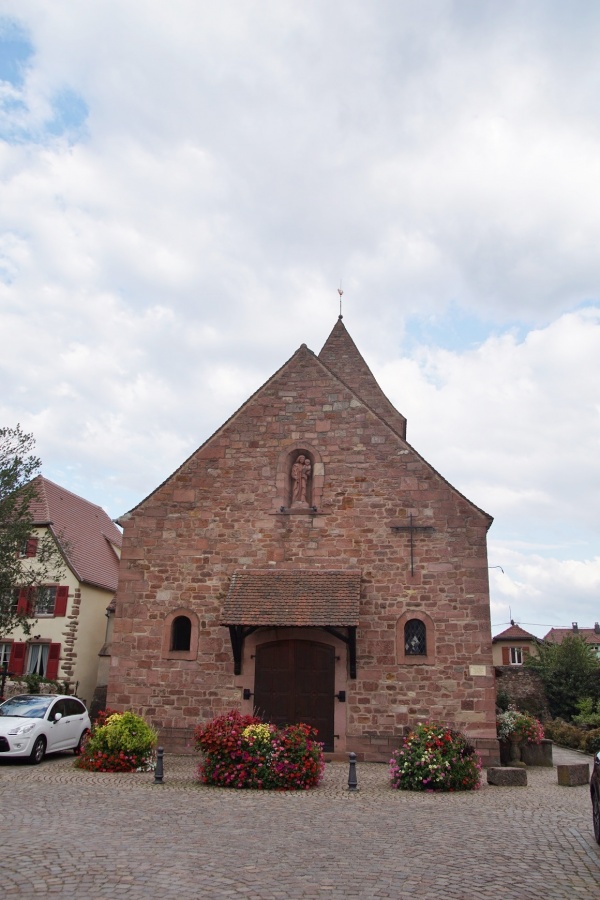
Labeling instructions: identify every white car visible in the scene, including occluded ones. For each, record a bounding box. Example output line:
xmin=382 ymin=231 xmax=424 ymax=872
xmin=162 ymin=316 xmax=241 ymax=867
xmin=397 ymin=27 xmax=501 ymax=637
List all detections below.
xmin=0 ymin=694 xmax=91 ymax=764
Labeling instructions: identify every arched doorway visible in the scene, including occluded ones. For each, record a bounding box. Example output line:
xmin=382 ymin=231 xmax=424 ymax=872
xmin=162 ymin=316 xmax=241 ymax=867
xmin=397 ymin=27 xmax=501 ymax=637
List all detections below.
xmin=254 ymin=639 xmax=335 ymax=751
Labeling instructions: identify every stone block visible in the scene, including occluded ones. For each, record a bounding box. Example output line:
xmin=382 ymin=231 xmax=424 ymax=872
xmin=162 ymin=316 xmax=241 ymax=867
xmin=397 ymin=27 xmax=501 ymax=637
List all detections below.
xmin=487 ymin=767 xmax=527 ymax=786
xmin=521 ymin=739 xmax=553 ymax=767
xmin=557 ymin=763 xmax=589 ymax=786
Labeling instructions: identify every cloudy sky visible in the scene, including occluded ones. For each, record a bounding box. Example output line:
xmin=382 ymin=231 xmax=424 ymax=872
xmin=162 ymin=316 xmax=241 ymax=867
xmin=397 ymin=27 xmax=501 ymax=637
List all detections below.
xmin=1 ymin=1 xmax=599 ymax=638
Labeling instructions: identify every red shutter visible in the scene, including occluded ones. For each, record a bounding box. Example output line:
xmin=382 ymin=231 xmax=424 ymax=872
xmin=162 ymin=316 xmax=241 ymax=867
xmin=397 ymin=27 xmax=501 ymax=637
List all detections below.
xmin=16 ymin=588 xmax=34 ymax=616
xmin=502 ymin=647 xmax=510 ymax=664
xmin=53 ymin=586 xmax=69 ymax=617
xmin=25 ymin=538 xmax=38 ymax=558
xmin=522 ymin=646 xmax=530 ymax=658
xmin=9 ymin=642 xmax=26 ymax=676
xmin=46 ymin=643 xmax=61 ymax=680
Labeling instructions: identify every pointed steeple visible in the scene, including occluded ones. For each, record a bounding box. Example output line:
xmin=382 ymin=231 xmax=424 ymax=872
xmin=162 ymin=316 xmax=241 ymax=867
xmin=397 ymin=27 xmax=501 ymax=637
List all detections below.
xmin=318 ymin=318 xmax=407 ymax=440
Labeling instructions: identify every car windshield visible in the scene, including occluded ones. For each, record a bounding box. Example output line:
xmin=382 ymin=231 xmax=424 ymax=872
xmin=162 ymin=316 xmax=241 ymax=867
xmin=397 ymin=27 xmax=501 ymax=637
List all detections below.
xmin=0 ymin=696 xmax=53 ymax=718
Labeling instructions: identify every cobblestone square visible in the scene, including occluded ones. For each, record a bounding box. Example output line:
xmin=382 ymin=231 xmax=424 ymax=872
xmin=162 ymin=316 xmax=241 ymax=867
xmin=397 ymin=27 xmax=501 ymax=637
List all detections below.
xmin=1 ymin=747 xmax=598 ymax=898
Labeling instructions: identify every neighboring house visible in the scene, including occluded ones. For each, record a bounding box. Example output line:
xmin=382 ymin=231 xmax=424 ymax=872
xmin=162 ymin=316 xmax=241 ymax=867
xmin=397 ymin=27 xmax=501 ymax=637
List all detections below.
xmin=544 ymin=623 xmax=600 ymax=657
xmin=1 ymin=476 xmax=122 ymax=705
xmin=108 ymin=317 xmax=499 ymax=764
xmin=492 ymin=623 xmax=539 ymax=666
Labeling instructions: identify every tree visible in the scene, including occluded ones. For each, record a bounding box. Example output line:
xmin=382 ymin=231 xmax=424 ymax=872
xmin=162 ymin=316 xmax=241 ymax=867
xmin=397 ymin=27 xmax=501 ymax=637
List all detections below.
xmin=525 ymin=633 xmax=600 ymax=721
xmin=0 ymin=425 xmax=65 ymax=638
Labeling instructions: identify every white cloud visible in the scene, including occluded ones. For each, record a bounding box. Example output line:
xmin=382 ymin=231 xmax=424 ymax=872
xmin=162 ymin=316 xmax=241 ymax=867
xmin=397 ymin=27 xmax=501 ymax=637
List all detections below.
xmin=1 ymin=1 xmax=600 ymax=632
xmin=489 ymin=545 xmax=600 ymax=638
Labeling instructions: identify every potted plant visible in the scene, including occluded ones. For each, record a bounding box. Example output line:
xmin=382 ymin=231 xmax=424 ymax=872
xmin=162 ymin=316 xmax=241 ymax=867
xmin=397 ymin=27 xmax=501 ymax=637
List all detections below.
xmin=496 ymin=707 xmax=544 ymax=766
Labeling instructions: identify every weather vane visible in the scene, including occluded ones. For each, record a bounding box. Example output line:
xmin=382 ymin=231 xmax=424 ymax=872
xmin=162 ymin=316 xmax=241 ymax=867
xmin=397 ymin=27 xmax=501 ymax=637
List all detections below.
xmin=337 ymin=282 xmax=343 ymax=319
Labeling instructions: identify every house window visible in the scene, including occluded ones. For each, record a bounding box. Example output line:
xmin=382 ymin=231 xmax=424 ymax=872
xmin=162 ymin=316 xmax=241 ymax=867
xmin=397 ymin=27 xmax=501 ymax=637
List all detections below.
xmin=26 ymin=643 xmax=50 ymax=676
xmin=19 ymin=537 xmax=38 ymax=558
xmin=405 ymin=619 xmax=426 ymax=655
xmin=15 ymin=585 xmax=68 ymax=618
xmin=0 ymin=642 xmax=11 ymax=667
xmin=171 ymin=616 xmax=192 ymax=652
xmin=36 ymin=586 xmax=57 ymax=616
xmin=510 ymin=646 xmax=523 ymax=665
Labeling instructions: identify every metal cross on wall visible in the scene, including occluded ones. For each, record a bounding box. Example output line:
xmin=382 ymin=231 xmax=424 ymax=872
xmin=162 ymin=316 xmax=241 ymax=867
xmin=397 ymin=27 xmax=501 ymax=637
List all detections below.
xmin=391 ymin=514 xmax=435 ymax=576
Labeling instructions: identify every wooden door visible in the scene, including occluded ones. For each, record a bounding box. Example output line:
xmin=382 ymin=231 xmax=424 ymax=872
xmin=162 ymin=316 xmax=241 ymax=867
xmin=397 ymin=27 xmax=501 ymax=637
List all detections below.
xmin=254 ymin=639 xmax=335 ymax=751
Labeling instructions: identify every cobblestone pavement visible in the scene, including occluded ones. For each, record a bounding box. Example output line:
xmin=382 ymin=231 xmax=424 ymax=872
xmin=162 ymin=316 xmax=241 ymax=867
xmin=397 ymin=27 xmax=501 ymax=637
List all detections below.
xmin=1 ymin=746 xmax=598 ymax=899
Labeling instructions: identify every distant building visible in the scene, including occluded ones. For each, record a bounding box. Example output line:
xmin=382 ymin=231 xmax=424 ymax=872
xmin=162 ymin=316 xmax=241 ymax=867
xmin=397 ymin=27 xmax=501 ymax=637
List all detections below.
xmin=492 ymin=623 xmax=539 ymax=666
xmin=544 ymin=623 xmax=600 ymax=658
xmin=1 ymin=476 xmax=122 ymax=704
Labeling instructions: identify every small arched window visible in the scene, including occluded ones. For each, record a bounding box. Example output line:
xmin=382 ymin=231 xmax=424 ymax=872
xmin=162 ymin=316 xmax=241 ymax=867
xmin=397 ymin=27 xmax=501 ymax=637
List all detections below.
xmin=404 ymin=619 xmax=426 ymax=656
xmin=171 ymin=615 xmax=192 ymax=652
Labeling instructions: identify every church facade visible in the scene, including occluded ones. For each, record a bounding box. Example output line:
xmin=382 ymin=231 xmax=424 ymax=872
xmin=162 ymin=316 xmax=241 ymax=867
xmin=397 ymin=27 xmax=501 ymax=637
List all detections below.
xmin=107 ymin=319 xmax=499 ymax=763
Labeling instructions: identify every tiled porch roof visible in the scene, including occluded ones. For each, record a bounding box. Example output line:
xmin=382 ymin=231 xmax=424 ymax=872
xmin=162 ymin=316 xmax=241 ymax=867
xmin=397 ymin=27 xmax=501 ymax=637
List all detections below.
xmin=221 ymin=569 xmax=361 ymax=626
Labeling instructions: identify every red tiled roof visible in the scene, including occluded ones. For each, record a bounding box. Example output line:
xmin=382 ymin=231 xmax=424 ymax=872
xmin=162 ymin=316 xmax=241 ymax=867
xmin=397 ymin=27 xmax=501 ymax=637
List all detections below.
xmin=221 ymin=569 xmax=361 ymax=626
xmin=544 ymin=627 xmax=600 ymax=645
xmin=493 ymin=624 xmax=537 ymax=642
xmin=28 ymin=476 xmax=122 ymax=592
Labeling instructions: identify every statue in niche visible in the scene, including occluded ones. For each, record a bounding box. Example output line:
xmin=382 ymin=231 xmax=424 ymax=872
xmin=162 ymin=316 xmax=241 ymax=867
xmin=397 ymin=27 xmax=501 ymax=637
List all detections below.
xmin=291 ymin=453 xmax=311 ymax=504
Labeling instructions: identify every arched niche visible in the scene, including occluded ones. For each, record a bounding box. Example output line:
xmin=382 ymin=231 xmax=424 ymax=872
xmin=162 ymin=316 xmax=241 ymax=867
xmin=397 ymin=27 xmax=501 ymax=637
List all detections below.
xmin=275 ymin=442 xmax=324 ymax=511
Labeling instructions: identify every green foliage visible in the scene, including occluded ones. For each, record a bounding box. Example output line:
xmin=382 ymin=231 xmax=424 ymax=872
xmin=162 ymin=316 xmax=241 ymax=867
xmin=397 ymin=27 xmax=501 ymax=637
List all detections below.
xmin=389 ymin=722 xmax=481 ymax=792
xmin=75 ymin=710 xmax=157 ymax=772
xmin=543 ymin=718 xmax=583 ymax=749
xmin=525 ymin=634 xmax=600 ymax=721
xmin=573 ymin=697 xmax=600 ymax=728
xmin=0 ymin=425 xmax=66 ymax=637
xmin=10 ymin=673 xmax=60 ymax=694
xmin=542 ymin=717 xmax=600 ymax=753
xmin=496 ymin=689 xmax=511 ymax=712
xmin=583 ymin=729 xmax=600 ymax=755
xmin=194 ymin=710 xmax=324 ymax=789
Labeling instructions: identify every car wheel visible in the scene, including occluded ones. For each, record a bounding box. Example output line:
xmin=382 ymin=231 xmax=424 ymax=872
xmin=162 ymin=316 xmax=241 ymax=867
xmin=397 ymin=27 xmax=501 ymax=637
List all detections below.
xmin=593 ymin=790 xmax=600 ymax=845
xmin=29 ymin=736 xmax=46 ymax=765
xmin=74 ymin=729 xmax=90 ymax=756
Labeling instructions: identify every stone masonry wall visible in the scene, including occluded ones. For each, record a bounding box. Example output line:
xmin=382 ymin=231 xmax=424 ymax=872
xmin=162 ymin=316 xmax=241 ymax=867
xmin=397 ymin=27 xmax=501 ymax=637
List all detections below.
xmin=108 ymin=345 xmax=498 ymax=762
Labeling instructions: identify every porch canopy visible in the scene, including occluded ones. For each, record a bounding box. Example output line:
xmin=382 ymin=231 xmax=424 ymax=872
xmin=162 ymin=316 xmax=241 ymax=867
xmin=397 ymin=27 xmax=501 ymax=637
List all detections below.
xmin=220 ymin=569 xmax=361 ymax=677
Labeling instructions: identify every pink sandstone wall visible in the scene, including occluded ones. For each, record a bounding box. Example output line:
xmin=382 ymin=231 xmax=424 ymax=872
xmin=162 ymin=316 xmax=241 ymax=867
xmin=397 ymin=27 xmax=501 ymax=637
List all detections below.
xmin=108 ymin=345 xmax=499 ymax=764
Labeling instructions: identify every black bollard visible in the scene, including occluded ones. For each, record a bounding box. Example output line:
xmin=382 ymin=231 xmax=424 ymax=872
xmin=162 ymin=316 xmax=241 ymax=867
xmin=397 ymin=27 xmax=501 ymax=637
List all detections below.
xmin=153 ymin=746 xmax=164 ymax=784
xmin=348 ymin=751 xmax=358 ymax=791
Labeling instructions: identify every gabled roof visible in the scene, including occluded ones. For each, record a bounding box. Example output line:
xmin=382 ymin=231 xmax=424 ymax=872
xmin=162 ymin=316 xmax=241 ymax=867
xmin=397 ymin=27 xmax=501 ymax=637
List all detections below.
xmin=493 ymin=624 xmax=537 ymax=642
xmin=318 ymin=318 xmax=407 ymax=439
xmin=29 ymin=476 xmax=122 ymax=592
xmin=544 ymin=626 xmax=600 ymax=646
xmin=221 ymin=570 xmax=361 ymax=626
xmin=122 ymin=319 xmax=492 ymax=526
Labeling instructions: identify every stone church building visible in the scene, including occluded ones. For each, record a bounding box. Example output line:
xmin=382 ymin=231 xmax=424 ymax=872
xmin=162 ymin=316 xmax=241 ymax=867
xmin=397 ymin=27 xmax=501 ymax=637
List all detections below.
xmin=108 ymin=318 xmax=499 ymax=763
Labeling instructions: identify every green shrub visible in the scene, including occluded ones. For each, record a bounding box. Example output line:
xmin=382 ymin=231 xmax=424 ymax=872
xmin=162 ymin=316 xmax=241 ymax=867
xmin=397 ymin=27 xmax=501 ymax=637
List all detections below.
xmin=543 ymin=718 xmax=587 ymax=750
xmin=389 ymin=722 xmax=481 ymax=792
xmin=496 ymin=689 xmax=511 ymax=712
xmin=573 ymin=698 xmax=600 ymax=728
xmin=582 ymin=728 xmax=600 ymax=755
xmin=75 ymin=710 xmax=157 ymax=772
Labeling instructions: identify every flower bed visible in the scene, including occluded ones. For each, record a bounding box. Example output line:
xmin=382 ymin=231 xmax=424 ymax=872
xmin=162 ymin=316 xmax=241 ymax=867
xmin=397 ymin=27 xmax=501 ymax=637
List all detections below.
xmin=389 ymin=722 xmax=482 ymax=792
xmin=74 ymin=710 xmax=157 ymax=772
xmin=194 ymin=710 xmax=324 ymax=789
